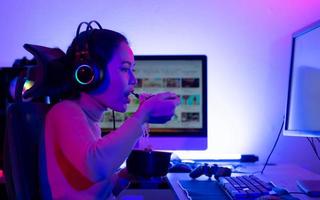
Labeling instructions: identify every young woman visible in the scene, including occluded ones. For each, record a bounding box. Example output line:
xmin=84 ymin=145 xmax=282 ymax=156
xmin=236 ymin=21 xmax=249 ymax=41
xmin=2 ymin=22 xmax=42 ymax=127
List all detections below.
xmin=44 ymin=22 xmax=180 ymax=199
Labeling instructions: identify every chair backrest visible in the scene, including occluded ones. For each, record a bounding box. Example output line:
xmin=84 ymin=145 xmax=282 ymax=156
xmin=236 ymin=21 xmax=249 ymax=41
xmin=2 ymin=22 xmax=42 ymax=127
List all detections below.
xmin=3 ymin=102 xmax=52 ymax=200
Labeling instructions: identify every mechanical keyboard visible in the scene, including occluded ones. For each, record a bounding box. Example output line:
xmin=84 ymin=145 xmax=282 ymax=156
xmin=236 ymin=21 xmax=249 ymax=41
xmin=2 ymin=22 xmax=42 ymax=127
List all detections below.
xmin=218 ymin=175 xmax=273 ymax=199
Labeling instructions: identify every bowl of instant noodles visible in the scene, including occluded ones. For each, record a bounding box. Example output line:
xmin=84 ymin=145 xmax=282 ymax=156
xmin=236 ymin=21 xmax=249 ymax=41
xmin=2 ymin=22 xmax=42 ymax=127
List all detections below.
xmin=126 ymin=149 xmax=172 ymax=178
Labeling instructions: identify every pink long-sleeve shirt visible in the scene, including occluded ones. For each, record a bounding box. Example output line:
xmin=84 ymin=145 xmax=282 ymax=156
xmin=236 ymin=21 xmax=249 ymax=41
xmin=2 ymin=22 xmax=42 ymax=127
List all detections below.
xmin=45 ymin=93 xmax=143 ymax=199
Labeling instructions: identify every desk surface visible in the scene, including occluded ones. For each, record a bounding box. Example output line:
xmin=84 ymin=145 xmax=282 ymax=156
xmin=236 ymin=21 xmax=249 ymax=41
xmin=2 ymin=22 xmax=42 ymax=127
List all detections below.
xmin=167 ymin=163 xmax=320 ymax=200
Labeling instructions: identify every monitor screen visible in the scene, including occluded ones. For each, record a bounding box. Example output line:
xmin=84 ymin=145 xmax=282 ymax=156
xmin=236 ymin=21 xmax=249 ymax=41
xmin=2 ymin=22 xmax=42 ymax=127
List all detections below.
xmin=100 ymin=55 xmax=208 ymax=150
xmin=284 ymin=20 xmax=320 ymax=137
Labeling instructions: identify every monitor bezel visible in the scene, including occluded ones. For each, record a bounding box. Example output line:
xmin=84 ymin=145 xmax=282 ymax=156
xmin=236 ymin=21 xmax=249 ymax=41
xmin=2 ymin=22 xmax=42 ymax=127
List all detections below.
xmin=284 ymin=20 xmax=320 ymax=137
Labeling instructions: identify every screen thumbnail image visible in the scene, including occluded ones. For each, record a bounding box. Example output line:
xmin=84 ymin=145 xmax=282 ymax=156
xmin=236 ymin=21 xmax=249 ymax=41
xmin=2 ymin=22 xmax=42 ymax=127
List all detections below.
xmin=180 ymin=95 xmax=200 ymax=105
xmin=142 ymin=78 xmax=163 ymax=88
xmin=181 ymin=112 xmax=200 ymax=122
xmin=124 ymin=112 xmax=134 ymax=120
xmin=129 ymin=96 xmax=139 ymax=106
xmin=182 ymin=78 xmax=200 ymax=88
xmin=163 ymin=78 xmax=181 ymax=88
xmin=136 ymin=78 xmax=143 ymax=88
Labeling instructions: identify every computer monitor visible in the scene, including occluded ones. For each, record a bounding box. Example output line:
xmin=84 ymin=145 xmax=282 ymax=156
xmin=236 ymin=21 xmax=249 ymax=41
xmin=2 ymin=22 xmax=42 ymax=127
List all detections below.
xmin=100 ymin=55 xmax=208 ymax=150
xmin=283 ymin=20 xmax=320 ymax=195
xmin=284 ymin=20 xmax=320 ymax=137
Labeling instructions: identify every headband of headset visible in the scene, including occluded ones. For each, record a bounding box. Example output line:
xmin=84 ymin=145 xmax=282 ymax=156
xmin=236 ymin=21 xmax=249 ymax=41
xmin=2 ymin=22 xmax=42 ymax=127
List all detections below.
xmin=73 ymin=20 xmax=104 ymax=91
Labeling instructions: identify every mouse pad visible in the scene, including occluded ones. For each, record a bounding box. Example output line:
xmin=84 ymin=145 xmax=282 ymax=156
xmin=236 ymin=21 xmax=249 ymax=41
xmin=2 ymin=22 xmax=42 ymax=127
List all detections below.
xmin=178 ymin=180 xmax=229 ymax=200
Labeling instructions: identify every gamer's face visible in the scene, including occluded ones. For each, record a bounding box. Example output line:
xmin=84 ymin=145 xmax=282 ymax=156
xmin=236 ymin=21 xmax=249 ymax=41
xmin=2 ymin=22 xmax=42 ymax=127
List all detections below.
xmin=92 ymin=42 xmax=136 ymax=112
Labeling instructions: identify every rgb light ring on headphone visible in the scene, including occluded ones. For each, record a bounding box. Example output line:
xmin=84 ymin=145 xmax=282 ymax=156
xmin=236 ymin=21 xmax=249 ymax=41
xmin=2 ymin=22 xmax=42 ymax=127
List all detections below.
xmin=74 ymin=64 xmax=95 ymax=85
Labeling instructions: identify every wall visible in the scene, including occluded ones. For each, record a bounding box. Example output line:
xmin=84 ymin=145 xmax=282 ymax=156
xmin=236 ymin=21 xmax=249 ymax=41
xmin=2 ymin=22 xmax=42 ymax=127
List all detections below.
xmin=1 ymin=0 xmax=320 ymax=173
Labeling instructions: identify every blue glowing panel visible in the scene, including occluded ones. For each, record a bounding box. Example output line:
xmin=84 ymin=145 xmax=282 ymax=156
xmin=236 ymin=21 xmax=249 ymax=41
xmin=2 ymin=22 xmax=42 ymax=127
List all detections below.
xmin=285 ymin=21 xmax=320 ymax=136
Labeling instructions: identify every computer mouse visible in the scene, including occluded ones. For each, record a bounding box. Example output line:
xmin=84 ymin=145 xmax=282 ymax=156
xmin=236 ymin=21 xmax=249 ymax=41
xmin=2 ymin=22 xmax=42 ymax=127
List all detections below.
xmin=169 ymin=163 xmax=192 ymax=173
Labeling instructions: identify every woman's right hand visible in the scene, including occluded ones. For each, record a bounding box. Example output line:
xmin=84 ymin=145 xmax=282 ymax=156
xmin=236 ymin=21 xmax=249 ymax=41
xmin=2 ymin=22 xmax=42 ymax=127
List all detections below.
xmin=133 ymin=92 xmax=180 ymax=124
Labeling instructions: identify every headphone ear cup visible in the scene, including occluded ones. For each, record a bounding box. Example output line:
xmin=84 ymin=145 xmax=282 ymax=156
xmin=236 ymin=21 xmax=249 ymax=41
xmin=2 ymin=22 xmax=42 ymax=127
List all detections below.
xmin=73 ymin=63 xmax=103 ymax=91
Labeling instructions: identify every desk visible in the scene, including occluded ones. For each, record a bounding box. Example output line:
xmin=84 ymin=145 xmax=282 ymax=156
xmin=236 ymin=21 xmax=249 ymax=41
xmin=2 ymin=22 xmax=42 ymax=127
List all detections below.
xmin=167 ymin=163 xmax=320 ymax=200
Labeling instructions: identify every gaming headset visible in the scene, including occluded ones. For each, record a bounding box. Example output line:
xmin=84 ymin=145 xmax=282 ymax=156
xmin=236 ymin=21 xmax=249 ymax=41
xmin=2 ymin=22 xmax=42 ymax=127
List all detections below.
xmin=72 ymin=20 xmax=104 ymax=91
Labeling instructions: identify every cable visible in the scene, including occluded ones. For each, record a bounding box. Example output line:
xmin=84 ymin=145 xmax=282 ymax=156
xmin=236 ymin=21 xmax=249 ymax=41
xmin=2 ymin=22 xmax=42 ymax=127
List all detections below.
xmin=112 ymin=110 xmax=116 ymax=130
xmin=310 ymin=138 xmax=319 ymax=159
xmin=307 ymin=137 xmax=320 ymax=161
xmin=288 ymin=191 xmax=308 ymax=195
xmin=261 ymin=117 xmax=285 ymax=174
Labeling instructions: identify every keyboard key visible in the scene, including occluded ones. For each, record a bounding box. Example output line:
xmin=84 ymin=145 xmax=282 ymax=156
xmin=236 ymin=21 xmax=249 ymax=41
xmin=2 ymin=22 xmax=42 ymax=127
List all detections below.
xmin=218 ymin=175 xmax=273 ymax=199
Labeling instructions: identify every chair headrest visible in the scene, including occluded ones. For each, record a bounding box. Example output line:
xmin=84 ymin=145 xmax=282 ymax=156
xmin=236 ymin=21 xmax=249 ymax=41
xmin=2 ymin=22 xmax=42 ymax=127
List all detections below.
xmin=22 ymin=44 xmax=66 ymax=100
